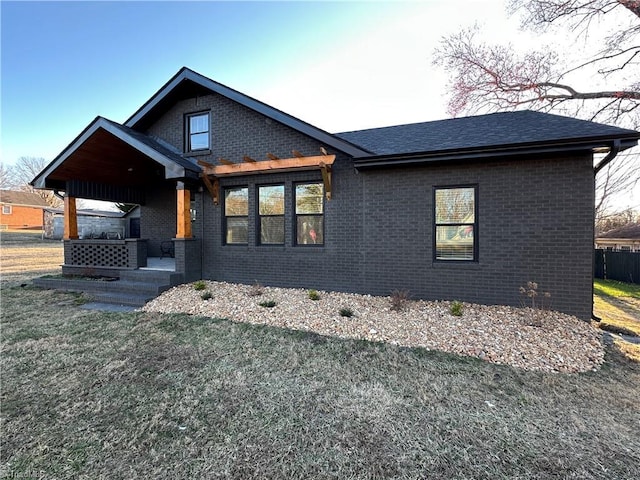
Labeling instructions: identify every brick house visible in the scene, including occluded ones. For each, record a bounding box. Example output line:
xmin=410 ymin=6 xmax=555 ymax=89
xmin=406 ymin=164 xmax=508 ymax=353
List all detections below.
xmin=0 ymin=190 xmax=49 ymax=229
xmin=31 ymin=67 xmax=640 ymax=319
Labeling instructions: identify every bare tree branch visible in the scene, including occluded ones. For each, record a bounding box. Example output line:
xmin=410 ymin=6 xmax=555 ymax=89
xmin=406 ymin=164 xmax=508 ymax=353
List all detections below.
xmin=9 ymin=157 xmax=62 ymax=208
xmin=434 ymin=0 xmax=640 ymax=218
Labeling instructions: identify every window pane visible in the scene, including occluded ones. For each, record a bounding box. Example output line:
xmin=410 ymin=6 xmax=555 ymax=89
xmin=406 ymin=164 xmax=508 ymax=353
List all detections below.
xmin=259 ymin=185 xmax=284 ymax=215
xmin=297 ymin=216 xmax=323 ymax=245
xmin=226 ymin=217 xmax=248 ymax=244
xmin=260 ymin=217 xmax=284 ymax=244
xmin=435 ymin=188 xmax=474 ymax=224
xmin=190 ymin=132 xmax=209 ymax=150
xmin=225 ymin=188 xmax=248 ymax=216
xmin=190 ymin=114 xmax=208 ymax=133
xmin=436 ymin=225 xmax=474 ymax=260
xmin=296 ymin=183 xmax=324 ymax=214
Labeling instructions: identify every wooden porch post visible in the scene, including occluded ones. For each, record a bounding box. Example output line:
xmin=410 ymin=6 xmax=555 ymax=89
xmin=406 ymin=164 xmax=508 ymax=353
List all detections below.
xmin=176 ymin=183 xmax=192 ymax=239
xmin=64 ymin=195 xmax=79 ymax=239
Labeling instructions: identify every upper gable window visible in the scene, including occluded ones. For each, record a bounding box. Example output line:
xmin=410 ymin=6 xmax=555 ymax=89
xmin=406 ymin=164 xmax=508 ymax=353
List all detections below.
xmin=186 ymin=112 xmax=210 ymax=152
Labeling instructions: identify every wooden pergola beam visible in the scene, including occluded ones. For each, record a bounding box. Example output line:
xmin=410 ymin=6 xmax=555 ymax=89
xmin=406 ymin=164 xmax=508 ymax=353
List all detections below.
xmin=320 ymin=162 xmax=332 ymax=200
xmin=200 ymin=172 xmax=219 ymax=205
xmin=200 ymin=154 xmax=335 ymax=177
xmin=198 ymin=154 xmax=335 ymax=203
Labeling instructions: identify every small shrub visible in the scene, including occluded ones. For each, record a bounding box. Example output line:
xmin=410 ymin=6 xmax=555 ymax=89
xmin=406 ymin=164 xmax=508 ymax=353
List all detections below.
xmin=519 ymin=281 xmax=552 ymax=326
xmin=248 ymin=282 xmax=264 ymax=297
xmin=450 ymin=300 xmax=464 ymax=317
xmin=200 ymin=291 xmax=212 ymax=300
xmin=390 ymin=289 xmax=410 ymax=312
xmin=308 ymin=289 xmax=321 ymax=301
xmin=339 ymin=307 xmax=354 ymax=318
xmin=193 ymin=280 xmax=207 ymax=291
xmin=259 ymin=300 xmax=277 ymax=308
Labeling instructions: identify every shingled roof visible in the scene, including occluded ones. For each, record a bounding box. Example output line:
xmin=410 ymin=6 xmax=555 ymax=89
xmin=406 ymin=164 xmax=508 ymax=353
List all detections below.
xmin=337 ymin=110 xmax=640 ymax=162
xmin=598 ymin=223 xmax=640 ymax=239
xmin=0 ymin=190 xmax=49 ymax=207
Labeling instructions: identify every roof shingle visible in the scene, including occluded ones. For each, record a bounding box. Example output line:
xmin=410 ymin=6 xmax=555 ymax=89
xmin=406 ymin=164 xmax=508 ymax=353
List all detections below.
xmin=0 ymin=190 xmax=49 ymax=207
xmin=336 ymin=110 xmax=640 ymax=156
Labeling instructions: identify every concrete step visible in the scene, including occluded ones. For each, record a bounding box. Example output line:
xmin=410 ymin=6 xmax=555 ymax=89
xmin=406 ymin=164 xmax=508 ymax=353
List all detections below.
xmin=120 ymin=270 xmax=183 ymax=286
xmin=33 ymin=278 xmax=170 ymax=296
xmin=91 ymin=292 xmax=155 ymax=307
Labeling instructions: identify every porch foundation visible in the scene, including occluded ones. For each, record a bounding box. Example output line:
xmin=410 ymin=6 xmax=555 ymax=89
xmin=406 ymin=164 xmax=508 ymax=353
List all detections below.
xmin=174 ymin=237 xmax=201 ymax=283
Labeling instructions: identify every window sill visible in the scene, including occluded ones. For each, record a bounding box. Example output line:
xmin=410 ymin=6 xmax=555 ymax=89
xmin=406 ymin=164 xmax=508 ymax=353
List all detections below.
xmin=432 ymin=260 xmax=481 ymax=269
xmin=184 ymin=149 xmax=212 ymax=157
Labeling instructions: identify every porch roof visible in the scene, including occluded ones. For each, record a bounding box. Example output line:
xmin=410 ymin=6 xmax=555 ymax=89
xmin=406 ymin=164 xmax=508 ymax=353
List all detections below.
xmin=31 ymin=116 xmax=201 ymax=191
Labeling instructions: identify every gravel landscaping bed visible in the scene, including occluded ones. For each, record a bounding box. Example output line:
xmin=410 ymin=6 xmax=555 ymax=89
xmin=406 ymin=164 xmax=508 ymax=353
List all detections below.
xmin=141 ymin=281 xmax=605 ymax=373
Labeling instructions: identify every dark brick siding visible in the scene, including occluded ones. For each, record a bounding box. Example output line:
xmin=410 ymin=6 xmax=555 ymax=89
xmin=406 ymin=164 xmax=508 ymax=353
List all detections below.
xmin=140 ymin=183 xmax=177 ymax=257
xmin=360 ymin=156 xmax=595 ymax=320
xmin=143 ymin=93 xmax=595 ymax=320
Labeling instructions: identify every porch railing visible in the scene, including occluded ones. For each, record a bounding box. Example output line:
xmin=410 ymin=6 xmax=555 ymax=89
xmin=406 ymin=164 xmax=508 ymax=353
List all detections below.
xmin=63 ymin=238 xmax=147 ymax=273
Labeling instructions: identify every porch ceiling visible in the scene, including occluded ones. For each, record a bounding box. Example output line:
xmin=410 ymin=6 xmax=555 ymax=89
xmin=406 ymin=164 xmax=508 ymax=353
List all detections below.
xmin=32 ymin=116 xmax=201 ymax=192
xmin=46 ymin=128 xmax=166 ymax=189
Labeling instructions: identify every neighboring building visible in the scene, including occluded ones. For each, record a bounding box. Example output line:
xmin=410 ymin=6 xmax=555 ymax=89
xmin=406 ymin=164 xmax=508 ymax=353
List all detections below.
xmin=43 ymin=207 xmax=140 ymax=240
xmin=31 ymin=67 xmax=640 ymax=320
xmin=0 ymin=190 xmax=49 ymax=229
xmin=596 ymin=223 xmax=640 ymax=252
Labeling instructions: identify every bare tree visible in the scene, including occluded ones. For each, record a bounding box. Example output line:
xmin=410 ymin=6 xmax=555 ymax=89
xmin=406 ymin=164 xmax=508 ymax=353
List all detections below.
xmin=0 ymin=163 xmax=16 ymax=189
xmin=9 ymin=157 xmax=63 ymax=208
xmin=433 ymin=0 xmax=640 ymax=218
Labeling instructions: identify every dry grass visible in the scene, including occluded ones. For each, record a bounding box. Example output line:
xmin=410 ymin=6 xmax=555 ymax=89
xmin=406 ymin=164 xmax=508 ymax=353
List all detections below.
xmin=2 ymin=284 xmax=640 ymax=479
xmin=2 ymin=231 xmax=640 ymax=478
xmin=593 ymin=279 xmax=640 ymax=361
xmin=0 ymin=229 xmax=63 ymax=285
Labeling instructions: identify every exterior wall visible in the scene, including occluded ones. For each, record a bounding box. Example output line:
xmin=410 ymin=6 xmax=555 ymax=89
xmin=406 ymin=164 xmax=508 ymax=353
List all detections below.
xmin=146 ymin=92 xmax=328 ymax=162
xmin=140 ymin=183 xmax=177 ymax=256
xmin=359 ymin=155 xmax=595 ymax=320
xmin=144 ymin=91 xmax=595 ymax=319
xmin=1 ymin=205 xmax=44 ymax=229
xmin=197 ymin=154 xmax=594 ymax=320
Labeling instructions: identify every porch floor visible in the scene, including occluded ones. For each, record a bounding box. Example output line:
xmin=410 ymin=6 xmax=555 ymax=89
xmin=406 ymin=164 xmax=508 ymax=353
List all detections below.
xmin=141 ymin=257 xmax=175 ymax=271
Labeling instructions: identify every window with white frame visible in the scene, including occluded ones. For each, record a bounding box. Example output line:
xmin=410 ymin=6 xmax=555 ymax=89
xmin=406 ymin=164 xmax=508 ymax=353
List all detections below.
xmin=2 ymin=205 xmax=12 ymax=215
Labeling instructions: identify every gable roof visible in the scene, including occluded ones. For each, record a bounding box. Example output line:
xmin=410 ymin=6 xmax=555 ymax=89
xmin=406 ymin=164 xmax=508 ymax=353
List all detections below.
xmin=125 ymin=67 xmax=371 ymax=158
xmin=337 ymin=110 xmax=640 ymax=166
xmin=31 ymin=116 xmax=201 ymax=190
xmin=0 ymin=190 xmax=49 ymax=207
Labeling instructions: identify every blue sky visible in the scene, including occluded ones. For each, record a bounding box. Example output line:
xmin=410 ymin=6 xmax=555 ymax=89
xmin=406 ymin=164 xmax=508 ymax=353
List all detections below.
xmin=2 ymin=0 xmax=516 ymax=165
xmin=1 ymin=0 xmax=637 ymax=210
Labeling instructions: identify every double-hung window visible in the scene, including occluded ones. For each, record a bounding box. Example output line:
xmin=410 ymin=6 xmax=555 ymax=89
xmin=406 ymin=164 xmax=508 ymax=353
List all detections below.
xmin=224 ymin=187 xmax=248 ymax=244
xmin=186 ymin=112 xmax=210 ymax=152
xmin=258 ymin=185 xmax=285 ymax=245
xmin=434 ymin=186 xmax=477 ymax=261
xmin=295 ymin=182 xmax=324 ymax=245
xmin=2 ymin=205 xmax=12 ymax=215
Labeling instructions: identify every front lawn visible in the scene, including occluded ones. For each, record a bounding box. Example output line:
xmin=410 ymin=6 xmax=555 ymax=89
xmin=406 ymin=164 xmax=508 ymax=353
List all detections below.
xmin=594 ymin=279 xmax=640 ymax=336
xmin=1 ymin=285 xmax=639 ymax=479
